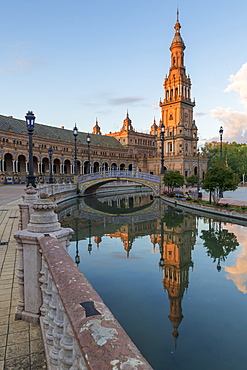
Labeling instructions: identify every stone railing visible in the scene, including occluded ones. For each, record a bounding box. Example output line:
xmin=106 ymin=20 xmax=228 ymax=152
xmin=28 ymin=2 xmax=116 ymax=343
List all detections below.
xmin=14 ymin=189 xmax=152 ymax=369
xmin=78 ymin=170 xmax=161 ymax=184
xmin=37 ymin=182 xmax=77 ymax=204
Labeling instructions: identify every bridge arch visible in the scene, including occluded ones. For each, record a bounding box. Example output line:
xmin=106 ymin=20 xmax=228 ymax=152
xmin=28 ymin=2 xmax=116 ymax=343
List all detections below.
xmin=78 ymin=170 xmax=161 ymax=196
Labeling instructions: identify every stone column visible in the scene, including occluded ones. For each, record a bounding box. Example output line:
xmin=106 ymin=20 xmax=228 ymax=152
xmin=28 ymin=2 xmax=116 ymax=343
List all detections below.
xmin=14 ymin=193 xmax=73 ymax=323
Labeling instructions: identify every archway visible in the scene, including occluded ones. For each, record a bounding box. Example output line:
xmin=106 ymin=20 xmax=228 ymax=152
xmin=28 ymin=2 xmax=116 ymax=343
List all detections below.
xmin=64 ymin=159 xmax=71 ymax=174
xmin=42 ymin=158 xmax=49 ymax=174
xmin=111 ymin=163 xmax=117 ymax=170
xmin=94 ymin=162 xmax=99 ymax=173
xmin=17 ymin=155 xmax=26 ymax=173
xmin=102 ymin=162 xmax=108 ymax=171
xmin=54 ymin=158 xmax=60 ymax=174
xmin=120 ymin=163 xmax=125 ymax=170
xmin=4 ymin=153 xmax=13 ymax=172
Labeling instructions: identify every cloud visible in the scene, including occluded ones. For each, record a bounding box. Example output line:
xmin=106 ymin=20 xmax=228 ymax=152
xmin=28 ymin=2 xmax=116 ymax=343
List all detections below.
xmin=209 ymin=62 xmax=247 ymax=143
xmin=151 ymin=104 xmax=159 ymax=110
xmin=222 ymin=225 xmax=247 ymax=294
xmin=195 ymin=112 xmax=207 ymax=117
xmin=0 ymin=57 xmax=45 ymax=74
xmin=224 ymin=62 xmax=247 ymax=109
xmin=108 ymin=97 xmax=144 ymax=106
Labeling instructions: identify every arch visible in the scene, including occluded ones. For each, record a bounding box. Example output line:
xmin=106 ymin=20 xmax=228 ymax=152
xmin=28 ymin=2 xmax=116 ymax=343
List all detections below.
xmin=33 ymin=156 xmax=38 ymax=174
xmin=111 ymin=163 xmax=117 ymax=170
xmin=64 ymin=159 xmax=71 ymax=174
xmin=42 ymin=157 xmax=49 ymax=174
xmin=194 ymin=166 xmax=198 ymax=176
xmin=84 ymin=161 xmax=90 ymax=174
xmin=128 ymin=164 xmax=133 ymax=171
xmin=17 ymin=155 xmax=26 ymax=173
xmin=93 ymin=162 xmax=99 ymax=173
xmin=76 ymin=159 xmax=80 ymax=175
xmin=4 ymin=153 xmax=13 ymax=172
xmin=120 ymin=163 xmax=125 ymax=170
xmin=54 ymin=158 xmax=60 ymax=174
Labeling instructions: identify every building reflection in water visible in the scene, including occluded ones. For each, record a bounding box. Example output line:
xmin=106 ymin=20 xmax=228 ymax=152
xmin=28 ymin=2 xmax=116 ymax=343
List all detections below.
xmin=158 ymin=207 xmax=196 ymax=346
xmin=59 ymin=194 xmax=241 ymax=351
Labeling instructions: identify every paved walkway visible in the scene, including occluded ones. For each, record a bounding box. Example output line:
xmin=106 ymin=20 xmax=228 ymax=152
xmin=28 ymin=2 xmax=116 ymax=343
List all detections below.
xmin=0 ymin=185 xmax=46 ymax=369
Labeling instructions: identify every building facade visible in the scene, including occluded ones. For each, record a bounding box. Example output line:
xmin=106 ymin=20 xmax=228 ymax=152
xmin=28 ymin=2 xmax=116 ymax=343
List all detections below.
xmin=0 ymin=14 xmax=206 ymax=185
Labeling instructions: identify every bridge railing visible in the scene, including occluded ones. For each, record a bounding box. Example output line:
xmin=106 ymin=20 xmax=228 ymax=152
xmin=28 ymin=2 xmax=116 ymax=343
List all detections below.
xmin=78 ymin=170 xmax=160 ymax=183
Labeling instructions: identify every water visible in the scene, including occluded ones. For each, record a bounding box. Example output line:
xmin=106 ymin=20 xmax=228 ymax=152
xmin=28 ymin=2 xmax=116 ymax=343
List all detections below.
xmin=59 ymin=192 xmax=247 ymax=370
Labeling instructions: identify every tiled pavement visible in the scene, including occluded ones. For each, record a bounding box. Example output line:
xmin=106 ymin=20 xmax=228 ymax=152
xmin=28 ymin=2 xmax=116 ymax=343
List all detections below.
xmin=0 ymin=185 xmax=46 ymax=370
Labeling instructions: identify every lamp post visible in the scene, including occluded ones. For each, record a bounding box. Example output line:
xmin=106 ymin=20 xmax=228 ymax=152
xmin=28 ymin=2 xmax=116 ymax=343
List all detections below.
xmin=48 ymin=147 xmax=53 ymax=184
xmin=87 ymin=133 xmax=91 ymax=174
xmin=197 ymin=148 xmax=200 ymax=198
xmin=73 ymin=123 xmax=78 ymax=176
xmin=160 ymin=123 xmax=165 ymax=174
xmin=219 ymin=126 xmax=223 ymax=162
xmin=25 ymin=111 xmax=36 ymax=187
xmin=219 ymin=126 xmax=224 ymax=198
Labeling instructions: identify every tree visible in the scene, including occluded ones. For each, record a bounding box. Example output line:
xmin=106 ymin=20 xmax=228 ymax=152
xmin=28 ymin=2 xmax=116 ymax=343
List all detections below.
xmin=200 ymin=221 xmax=239 ymax=271
xmin=186 ymin=174 xmax=198 ymax=186
xmin=163 ymin=171 xmax=184 ymax=193
xmin=202 ymin=163 xmax=239 ymax=203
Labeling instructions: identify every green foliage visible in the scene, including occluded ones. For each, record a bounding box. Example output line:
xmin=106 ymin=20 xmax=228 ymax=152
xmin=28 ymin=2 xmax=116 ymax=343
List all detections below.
xmin=202 ymin=141 xmax=247 ymax=181
xmin=162 ymin=171 xmax=184 ymax=193
xmin=200 ymin=223 xmax=239 ymax=271
xmin=186 ymin=174 xmax=198 ymax=186
xmin=202 ymin=162 xmax=239 ymax=202
xmin=162 ymin=207 xmax=184 ymax=228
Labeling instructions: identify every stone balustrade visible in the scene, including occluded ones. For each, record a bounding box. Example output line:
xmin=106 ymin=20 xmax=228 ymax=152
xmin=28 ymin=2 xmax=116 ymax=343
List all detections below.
xmin=14 ymin=188 xmax=153 ymax=369
xmin=37 ymin=183 xmax=77 ymax=203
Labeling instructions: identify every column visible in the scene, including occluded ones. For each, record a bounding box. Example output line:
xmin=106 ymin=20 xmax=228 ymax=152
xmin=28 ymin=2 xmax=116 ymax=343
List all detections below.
xmin=26 ymin=161 xmax=28 ymax=173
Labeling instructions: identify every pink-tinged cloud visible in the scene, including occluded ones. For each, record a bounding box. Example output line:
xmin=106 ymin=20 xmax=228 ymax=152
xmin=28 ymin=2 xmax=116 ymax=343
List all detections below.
xmin=109 ymin=97 xmax=144 ymax=105
xmin=222 ymin=225 xmax=247 ymax=294
xmin=210 ymin=62 xmax=247 ymax=143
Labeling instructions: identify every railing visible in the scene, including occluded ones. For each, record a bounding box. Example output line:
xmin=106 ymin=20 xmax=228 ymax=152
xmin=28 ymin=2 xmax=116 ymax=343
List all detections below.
xmin=14 ymin=189 xmax=153 ymax=369
xmin=78 ymin=170 xmax=161 ymax=183
xmin=36 ymin=182 xmax=77 ymax=198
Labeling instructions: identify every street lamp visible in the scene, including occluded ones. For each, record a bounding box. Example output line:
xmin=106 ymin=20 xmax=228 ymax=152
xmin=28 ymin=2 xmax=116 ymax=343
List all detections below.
xmin=73 ymin=123 xmax=78 ymax=176
xmin=219 ymin=126 xmax=223 ymax=162
xmin=160 ymin=123 xmax=165 ymax=175
xmin=219 ymin=126 xmax=224 ymax=198
xmin=87 ymin=133 xmax=91 ymax=174
xmin=197 ymin=148 xmax=201 ymax=198
xmin=48 ymin=147 xmax=53 ymax=184
xmin=25 ymin=111 xmax=36 ymax=187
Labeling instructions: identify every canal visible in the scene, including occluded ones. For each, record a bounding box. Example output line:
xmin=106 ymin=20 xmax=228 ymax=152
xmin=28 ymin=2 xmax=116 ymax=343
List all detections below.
xmin=59 ymin=192 xmax=247 ymax=370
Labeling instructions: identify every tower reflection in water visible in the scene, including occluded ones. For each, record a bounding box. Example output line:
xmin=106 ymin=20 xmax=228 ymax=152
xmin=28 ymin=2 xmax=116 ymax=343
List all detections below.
xmin=158 ymin=207 xmax=196 ymax=345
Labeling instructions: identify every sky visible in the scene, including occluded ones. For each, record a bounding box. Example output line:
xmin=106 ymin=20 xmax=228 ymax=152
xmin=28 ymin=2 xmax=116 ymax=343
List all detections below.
xmin=1 ymin=0 xmax=247 ymax=146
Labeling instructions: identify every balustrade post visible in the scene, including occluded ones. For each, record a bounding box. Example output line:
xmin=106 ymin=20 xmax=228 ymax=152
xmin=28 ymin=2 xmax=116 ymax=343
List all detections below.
xmin=58 ymin=312 xmax=74 ymax=369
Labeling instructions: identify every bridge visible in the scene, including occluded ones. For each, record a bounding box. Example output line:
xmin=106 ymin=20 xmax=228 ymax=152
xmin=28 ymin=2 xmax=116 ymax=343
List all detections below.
xmin=78 ymin=170 xmax=161 ymax=196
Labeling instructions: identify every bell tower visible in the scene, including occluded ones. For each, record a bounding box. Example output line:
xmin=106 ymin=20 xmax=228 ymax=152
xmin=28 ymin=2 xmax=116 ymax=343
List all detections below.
xmin=159 ymin=10 xmax=199 ymax=177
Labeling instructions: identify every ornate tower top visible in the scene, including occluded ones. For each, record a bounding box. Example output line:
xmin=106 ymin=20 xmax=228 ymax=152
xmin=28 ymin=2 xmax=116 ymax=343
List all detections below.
xmin=121 ymin=110 xmax=134 ymax=132
xmin=92 ymin=118 xmax=102 ymax=135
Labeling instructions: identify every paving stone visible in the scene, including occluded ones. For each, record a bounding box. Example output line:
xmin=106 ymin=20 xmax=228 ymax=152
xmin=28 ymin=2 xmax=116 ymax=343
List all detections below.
xmin=0 ymin=336 xmax=6 ymax=348
xmin=4 ymin=355 xmax=30 ymax=369
xmin=8 ymin=321 xmax=29 ymax=334
xmin=7 ymin=331 xmax=29 ymax=346
xmin=0 ymin=347 xmax=5 ymax=361
xmin=6 ymin=342 xmax=30 ymax=359
xmin=0 ymin=326 xmax=7 ymax=336
xmin=30 ymin=339 xmax=45 ymax=354
xmin=31 ymin=351 xmax=47 ymax=369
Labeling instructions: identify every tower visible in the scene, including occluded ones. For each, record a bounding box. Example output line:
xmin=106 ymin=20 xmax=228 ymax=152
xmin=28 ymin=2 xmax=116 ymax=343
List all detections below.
xmin=159 ymin=11 xmax=199 ymax=177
